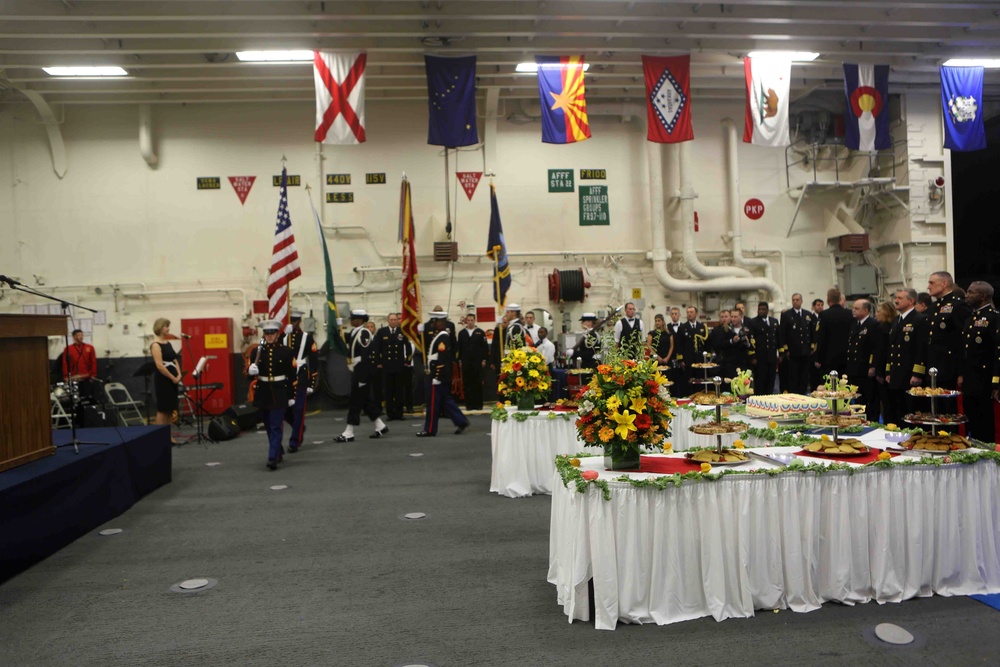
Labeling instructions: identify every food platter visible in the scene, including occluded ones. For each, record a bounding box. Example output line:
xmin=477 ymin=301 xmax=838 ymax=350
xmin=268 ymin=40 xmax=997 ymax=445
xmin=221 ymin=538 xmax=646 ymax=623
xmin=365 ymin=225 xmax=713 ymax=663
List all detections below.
xmin=799 ymin=439 xmax=871 ymax=457
xmin=907 ymin=387 xmax=960 ymax=398
xmin=903 ymin=412 xmax=967 ymax=425
xmin=685 ymin=449 xmax=750 ymax=465
xmin=690 ymin=362 xmax=719 ymax=369
xmin=904 ymin=433 xmax=972 ymax=453
xmin=805 ymin=414 xmax=866 ymax=428
xmin=810 ymin=390 xmax=859 ymax=400
xmin=689 ymin=392 xmax=737 ymax=406
xmin=689 ymin=421 xmax=749 ymax=435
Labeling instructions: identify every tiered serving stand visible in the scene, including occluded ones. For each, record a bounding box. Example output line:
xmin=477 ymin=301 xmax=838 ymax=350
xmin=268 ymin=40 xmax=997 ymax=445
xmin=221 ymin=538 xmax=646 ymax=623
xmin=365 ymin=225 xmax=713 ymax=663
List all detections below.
xmin=903 ymin=367 xmax=965 ymax=430
xmin=807 ymin=370 xmax=863 ymax=451
xmin=687 ymin=376 xmax=749 ymax=465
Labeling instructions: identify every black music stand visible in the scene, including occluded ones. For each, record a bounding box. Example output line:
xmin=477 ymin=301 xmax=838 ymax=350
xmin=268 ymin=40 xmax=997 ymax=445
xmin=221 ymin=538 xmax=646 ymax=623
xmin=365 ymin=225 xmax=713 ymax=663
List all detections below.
xmin=174 ymin=360 xmax=220 ymax=447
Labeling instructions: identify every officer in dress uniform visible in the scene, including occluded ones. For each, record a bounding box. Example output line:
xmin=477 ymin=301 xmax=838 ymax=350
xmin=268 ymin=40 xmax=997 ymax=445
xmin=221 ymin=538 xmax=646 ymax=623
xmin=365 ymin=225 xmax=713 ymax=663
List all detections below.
xmin=884 ymin=288 xmax=927 ymax=427
xmin=846 ymin=299 xmax=879 ymax=423
xmin=491 ymin=303 xmax=526 ymax=365
xmin=779 ymin=293 xmax=815 ymax=394
xmin=747 ymin=302 xmax=779 ymax=395
xmin=374 ymin=312 xmax=413 ymax=421
xmin=709 ymin=310 xmax=751 ymax=381
xmin=614 ymin=302 xmax=645 ymax=358
xmin=815 ymin=287 xmax=854 ymax=377
xmin=417 ymin=312 xmax=470 ymax=437
xmin=282 ymin=309 xmax=318 ymax=453
xmin=570 ymin=313 xmax=600 ymax=370
xmin=335 ymin=310 xmax=389 ymax=442
xmin=678 ymin=306 xmax=710 ymax=396
xmin=247 ymin=319 xmax=295 ymax=470
xmin=959 ymin=281 xmax=1000 ymax=443
xmin=457 ymin=312 xmax=489 ymax=410
xmin=922 ymin=271 xmax=972 ymax=389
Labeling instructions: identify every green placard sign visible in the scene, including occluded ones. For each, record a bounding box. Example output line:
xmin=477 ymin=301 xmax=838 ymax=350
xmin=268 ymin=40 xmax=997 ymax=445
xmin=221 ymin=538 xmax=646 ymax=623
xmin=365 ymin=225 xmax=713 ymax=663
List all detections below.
xmin=273 ymin=174 xmax=301 ymax=186
xmin=579 ymin=168 xmax=607 ymax=180
xmin=365 ymin=172 xmax=387 ymax=184
xmin=196 ymin=177 xmax=220 ymax=190
xmin=326 ymin=192 xmax=355 ymax=204
xmin=579 ymin=185 xmax=610 ymax=226
xmin=548 ymin=169 xmax=574 ymax=193
xmin=327 ymin=173 xmax=351 ymax=185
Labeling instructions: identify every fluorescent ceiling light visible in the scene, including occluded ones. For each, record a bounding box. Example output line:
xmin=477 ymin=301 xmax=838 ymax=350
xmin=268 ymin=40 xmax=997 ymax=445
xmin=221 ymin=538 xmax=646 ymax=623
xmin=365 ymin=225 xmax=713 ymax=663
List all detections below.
xmin=746 ymin=51 xmax=820 ymax=62
xmin=236 ymin=50 xmax=314 ymax=62
xmin=516 ymin=62 xmax=591 ymax=73
xmin=43 ymin=66 xmax=128 ymax=77
xmin=942 ymin=58 xmax=1000 ymax=68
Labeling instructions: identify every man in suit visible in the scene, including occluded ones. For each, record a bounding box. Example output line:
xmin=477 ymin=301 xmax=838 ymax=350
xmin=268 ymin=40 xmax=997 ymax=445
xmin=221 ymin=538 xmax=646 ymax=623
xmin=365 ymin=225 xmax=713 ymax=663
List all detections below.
xmin=614 ymin=301 xmax=645 ymax=358
xmin=678 ymin=305 xmax=710 ymax=395
xmin=417 ymin=313 xmax=470 ymax=437
xmin=815 ymin=287 xmax=854 ymax=377
xmin=959 ymin=281 xmax=1000 ymax=443
xmin=374 ymin=312 xmax=413 ymax=421
xmin=335 ymin=310 xmax=389 ymax=442
xmin=246 ymin=319 xmax=295 ymax=470
xmin=884 ymin=288 xmax=927 ymax=427
xmin=923 ymin=270 xmax=972 ymax=389
xmin=710 ymin=310 xmax=751 ymax=381
xmin=746 ymin=301 xmax=779 ymax=395
xmin=779 ymin=293 xmax=816 ymax=394
xmin=523 ymin=310 xmax=540 ymax=347
xmin=457 ymin=313 xmax=489 ymax=410
xmin=846 ymin=299 xmax=879 ymax=423
xmin=283 ymin=309 xmax=319 ymax=453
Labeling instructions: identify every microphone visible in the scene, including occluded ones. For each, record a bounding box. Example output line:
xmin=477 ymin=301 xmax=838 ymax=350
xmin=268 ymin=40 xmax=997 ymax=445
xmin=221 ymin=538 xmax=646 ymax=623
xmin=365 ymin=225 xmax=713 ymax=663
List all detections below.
xmin=0 ymin=275 xmax=20 ymax=287
xmin=179 ymin=333 xmax=193 ymax=339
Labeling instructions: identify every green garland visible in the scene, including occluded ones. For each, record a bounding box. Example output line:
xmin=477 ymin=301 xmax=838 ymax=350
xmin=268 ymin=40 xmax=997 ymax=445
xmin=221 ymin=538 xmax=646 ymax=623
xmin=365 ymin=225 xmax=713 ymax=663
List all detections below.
xmin=554 ymin=448 xmax=1000 ymax=501
xmin=491 ymin=405 xmax=575 ymax=423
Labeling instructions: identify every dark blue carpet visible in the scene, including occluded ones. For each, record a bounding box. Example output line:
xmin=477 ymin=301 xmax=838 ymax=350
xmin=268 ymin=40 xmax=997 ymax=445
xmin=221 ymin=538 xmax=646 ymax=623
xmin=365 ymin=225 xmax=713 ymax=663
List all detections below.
xmin=971 ymin=594 xmax=1000 ymax=611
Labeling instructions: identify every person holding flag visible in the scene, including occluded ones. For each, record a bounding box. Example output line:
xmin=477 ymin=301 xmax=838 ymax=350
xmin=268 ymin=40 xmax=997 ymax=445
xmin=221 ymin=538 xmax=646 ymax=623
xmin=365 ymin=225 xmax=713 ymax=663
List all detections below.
xmin=417 ymin=312 xmax=470 ymax=437
xmin=283 ymin=309 xmax=318 ymax=453
xmin=246 ymin=319 xmax=295 ymax=471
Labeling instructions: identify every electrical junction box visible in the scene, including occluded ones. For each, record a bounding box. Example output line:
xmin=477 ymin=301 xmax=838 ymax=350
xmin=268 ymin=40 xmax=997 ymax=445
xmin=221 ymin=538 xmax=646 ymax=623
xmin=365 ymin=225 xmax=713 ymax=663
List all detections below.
xmin=843 ymin=265 xmax=878 ymax=298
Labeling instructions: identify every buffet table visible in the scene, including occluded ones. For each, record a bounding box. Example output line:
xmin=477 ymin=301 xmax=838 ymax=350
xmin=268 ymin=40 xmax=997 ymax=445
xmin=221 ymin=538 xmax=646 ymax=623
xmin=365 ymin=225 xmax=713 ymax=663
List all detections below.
xmin=548 ymin=428 xmax=1000 ymax=629
xmin=490 ymin=410 xmax=602 ymax=498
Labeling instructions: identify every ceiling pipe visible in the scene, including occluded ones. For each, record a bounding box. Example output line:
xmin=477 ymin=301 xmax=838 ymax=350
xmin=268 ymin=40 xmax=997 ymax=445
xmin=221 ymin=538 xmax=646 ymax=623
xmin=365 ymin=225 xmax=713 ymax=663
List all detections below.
xmin=139 ymin=104 xmax=158 ymax=168
xmin=721 ymin=117 xmax=785 ymax=307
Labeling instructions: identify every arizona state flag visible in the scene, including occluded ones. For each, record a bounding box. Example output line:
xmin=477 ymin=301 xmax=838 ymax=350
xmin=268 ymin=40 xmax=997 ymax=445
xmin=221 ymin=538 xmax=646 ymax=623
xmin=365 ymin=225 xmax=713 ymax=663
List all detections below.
xmin=642 ymin=55 xmax=693 ymax=143
xmin=536 ymin=55 xmax=591 ymax=144
xmin=743 ymin=56 xmax=791 ymax=146
xmin=843 ymin=63 xmax=890 ymax=151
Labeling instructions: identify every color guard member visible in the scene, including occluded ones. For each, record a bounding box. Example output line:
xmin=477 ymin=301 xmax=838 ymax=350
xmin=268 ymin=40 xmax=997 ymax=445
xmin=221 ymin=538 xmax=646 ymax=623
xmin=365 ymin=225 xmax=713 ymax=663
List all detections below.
xmin=335 ymin=310 xmax=389 ymax=442
xmin=247 ymin=319 xmax=295 ymax=470
xmin=283 ymin=309 xmax=318 ymax=453
xmin=417 ymin=312 xmax=470 ymax=437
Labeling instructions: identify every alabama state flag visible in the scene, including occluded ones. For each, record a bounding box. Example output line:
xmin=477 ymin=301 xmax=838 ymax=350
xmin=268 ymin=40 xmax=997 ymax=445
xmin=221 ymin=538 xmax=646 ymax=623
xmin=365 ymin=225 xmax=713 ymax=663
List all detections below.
xmin=743 ymin=56 xmax=791 ymax=147
xmin=642 ymin=55 xmax=693 ymax=143
xmin=843 ymin=63 xmax=890 ymax=151
xmin=536 ymin=55 xmax=591 ymax=144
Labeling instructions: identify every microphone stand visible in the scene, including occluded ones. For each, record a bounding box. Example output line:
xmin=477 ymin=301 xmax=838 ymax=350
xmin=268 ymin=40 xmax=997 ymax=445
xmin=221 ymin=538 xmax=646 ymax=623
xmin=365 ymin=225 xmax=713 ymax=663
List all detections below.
xmin=0 ymin=275 xmax=108 ymax=453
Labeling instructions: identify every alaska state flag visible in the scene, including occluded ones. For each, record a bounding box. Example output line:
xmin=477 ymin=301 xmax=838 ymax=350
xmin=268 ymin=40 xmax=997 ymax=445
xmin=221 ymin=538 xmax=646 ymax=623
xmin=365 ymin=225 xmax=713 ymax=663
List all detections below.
xmin=486 ymin=184 xmax=511 ymax=307
xmin=642 ymin=55 xmax=693 ymax=143
xmin=425 ymin=55 xmax=479 ymax=147
xmin=743 ymin=56 xmax=791 ymax=146
xmin=843 ymin=63 xmax=890 ymax=151
xmin=536 ymin=55 xmax=591 ymax=144
xmin=940 ymin=66 xmax=986 ymax=152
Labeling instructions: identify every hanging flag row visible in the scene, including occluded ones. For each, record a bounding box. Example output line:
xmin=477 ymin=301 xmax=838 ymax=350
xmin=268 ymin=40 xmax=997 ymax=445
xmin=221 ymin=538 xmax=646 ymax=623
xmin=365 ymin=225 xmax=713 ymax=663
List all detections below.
xmin=312 ymin=51 xmax=987 ymax=152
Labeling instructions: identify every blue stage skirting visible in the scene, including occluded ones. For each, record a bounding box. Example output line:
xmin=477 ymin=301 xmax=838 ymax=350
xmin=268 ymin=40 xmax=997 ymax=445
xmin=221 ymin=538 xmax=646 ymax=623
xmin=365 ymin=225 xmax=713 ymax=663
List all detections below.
xmin=0 ymin=426 xmax=171 ymax=583
xmin=972 ymin=593 xmax=1000 ymax=612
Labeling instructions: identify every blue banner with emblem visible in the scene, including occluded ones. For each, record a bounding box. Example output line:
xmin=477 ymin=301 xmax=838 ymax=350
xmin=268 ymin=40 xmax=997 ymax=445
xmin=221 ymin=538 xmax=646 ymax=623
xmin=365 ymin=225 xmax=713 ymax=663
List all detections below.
xmin=940 ymin=66 xmax=986 ymax=152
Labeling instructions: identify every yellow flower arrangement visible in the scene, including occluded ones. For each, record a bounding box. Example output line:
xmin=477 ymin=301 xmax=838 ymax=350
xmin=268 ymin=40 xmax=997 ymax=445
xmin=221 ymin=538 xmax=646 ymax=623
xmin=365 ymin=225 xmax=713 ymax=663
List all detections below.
xmin=497 ymin=344 xmax=553 ymax=405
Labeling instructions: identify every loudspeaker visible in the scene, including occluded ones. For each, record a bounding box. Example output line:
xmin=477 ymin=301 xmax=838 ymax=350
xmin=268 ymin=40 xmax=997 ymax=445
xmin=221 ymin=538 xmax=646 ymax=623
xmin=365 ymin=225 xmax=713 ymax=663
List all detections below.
xmin=224 ymin=403 xmax=261 ymax=431
xmin=83 ymin=404 xmax=118 ymax=427
xmin=208 ymin=415 xmax=240 ymax=441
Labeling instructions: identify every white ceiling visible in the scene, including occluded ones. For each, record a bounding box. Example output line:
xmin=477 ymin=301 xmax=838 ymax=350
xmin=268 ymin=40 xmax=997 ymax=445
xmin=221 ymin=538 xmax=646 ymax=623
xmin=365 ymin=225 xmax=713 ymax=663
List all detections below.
xmin=1 ymin=0 xmax=1000 ymax=106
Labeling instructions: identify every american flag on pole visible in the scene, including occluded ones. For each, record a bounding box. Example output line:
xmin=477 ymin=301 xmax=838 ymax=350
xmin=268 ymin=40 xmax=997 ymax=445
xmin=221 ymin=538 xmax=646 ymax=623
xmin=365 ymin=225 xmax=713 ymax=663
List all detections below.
xmin=267 ymin=166 xmax=302 ymax=325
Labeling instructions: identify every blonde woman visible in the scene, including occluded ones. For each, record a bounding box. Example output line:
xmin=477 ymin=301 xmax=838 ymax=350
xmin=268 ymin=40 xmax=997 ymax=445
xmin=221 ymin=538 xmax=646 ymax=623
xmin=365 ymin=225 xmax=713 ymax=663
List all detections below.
xmin=150 ymin=318 xmax=182 ymax=428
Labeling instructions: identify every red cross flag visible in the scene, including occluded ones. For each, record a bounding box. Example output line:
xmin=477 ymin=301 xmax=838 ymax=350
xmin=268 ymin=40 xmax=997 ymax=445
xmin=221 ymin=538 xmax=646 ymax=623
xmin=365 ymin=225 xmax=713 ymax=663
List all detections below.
xmin=313 ymin=51 xmax=367 ymax=145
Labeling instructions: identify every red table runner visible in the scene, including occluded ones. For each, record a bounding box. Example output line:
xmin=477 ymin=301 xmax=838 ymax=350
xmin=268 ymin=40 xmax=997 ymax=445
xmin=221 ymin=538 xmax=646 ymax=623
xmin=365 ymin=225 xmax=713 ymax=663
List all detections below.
xmin=796 ymin=447 xmax=898 ymax=465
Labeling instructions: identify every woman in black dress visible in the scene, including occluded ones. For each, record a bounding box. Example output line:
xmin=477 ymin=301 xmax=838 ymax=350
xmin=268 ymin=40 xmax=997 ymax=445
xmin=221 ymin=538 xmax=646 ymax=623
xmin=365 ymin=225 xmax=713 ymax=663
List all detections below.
xmin=151 ymin=317 xmax=182 ymax=426
xmin=648 ymin=314 xmax=675 ymax=368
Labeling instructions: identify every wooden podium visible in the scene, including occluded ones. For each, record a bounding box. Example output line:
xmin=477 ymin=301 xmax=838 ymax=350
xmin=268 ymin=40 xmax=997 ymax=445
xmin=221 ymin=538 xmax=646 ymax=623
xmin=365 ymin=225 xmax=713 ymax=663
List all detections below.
xmin=0 ymin=314 xmax=65 ymax=472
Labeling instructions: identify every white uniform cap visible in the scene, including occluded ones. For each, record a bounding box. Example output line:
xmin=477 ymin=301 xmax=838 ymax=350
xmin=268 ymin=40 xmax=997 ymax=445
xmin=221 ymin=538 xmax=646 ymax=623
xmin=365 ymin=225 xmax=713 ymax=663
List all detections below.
xmin=290 ymin=309 xmax=305 ymax=319
xmin=350 ymin=309 xmax=368 ymax=318
xmin=506 ymin=303 xmax=521 ymax=311
xmin=580 ymin=312 xmax=598 ymax=321
xmin=429 ymin=311 xmax=447 ymax=319
xmin=260 ymin=319 xmax=282 ymax=332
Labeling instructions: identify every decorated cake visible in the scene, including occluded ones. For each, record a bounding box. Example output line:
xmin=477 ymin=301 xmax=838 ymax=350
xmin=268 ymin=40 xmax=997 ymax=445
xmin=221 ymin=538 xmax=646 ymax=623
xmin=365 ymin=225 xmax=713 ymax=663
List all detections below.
xmin=746 ymin=393 xmax=828 ymax=418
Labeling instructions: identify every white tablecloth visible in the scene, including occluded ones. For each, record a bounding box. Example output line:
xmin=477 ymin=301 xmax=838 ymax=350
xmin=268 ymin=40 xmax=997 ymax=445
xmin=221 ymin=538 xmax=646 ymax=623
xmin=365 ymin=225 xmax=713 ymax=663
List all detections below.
xmin=548 ymin=457 xmax=1000 ymax=629
xmin=490 ymin=412 xmax=603 ymax=498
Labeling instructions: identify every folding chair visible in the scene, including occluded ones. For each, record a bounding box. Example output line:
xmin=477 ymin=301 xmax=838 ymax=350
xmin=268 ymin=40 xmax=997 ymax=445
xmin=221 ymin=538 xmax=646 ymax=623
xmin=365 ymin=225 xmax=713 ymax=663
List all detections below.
xmin=104 ymin=382 xmax=147 ymax=426
xmin=51 ymin=392 xmax=73 ymax=429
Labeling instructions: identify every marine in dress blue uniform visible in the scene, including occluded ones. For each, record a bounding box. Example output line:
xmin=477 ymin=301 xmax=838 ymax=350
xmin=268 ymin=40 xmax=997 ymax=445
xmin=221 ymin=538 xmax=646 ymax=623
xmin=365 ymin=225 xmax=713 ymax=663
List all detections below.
xmin=246 ymin=319 xmax=295 ymax=470
xmin=283 ymin=309 xmax=319 ymax=453
xmin=417 ymin=313 xmax=470 ymax=437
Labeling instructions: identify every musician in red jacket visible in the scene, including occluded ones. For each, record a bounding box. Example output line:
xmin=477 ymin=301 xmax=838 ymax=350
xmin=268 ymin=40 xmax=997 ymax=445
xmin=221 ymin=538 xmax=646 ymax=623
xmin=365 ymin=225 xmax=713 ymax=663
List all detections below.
xmin=63 ymin=328 xmax=97 ymax=380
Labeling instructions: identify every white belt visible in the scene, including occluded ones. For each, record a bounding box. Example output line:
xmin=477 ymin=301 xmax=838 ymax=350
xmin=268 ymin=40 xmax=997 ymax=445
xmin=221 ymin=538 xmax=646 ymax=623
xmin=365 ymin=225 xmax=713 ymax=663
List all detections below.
xmin=428 ymin=353 xmax=439 ymax=362
xmin=259 ymin=375 xmax=287 ymax=382
xmin=351 ymin=356 xmax=362 ymax=365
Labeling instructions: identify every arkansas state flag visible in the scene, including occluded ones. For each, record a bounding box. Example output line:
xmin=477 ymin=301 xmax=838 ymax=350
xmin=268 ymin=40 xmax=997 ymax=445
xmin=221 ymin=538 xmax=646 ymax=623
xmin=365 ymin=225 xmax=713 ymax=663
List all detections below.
xmin=536 ymin=55 xmax=591 ymax=144
xmin=642 ymin=55 xmax=693 ymax=143
xmin=743 ymin=56 xmax=791 ymax=146
xmin=940 ymin=66 xmax=986 ymax=152
xmin=313 ymin=51 xmax=367 ymax=145
xmin=843 ymin=64 xmax=890 ymax=151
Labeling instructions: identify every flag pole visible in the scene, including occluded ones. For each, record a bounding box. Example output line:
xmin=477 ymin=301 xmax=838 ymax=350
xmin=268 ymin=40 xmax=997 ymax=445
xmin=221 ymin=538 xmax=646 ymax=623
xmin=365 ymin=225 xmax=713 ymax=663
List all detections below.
xmin=444 ymin=148 xmax=452 ymax=238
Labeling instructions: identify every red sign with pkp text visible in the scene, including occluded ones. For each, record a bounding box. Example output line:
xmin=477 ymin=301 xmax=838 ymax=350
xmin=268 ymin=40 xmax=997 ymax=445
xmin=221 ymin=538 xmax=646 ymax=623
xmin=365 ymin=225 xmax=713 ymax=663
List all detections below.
xmin=744 ymin=198 xmax=765 ymax=220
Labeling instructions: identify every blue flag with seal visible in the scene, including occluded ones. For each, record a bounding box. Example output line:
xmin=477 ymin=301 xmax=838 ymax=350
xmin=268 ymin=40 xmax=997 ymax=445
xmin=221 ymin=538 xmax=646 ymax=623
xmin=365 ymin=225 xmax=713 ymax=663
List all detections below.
xmin=425 ymin=55 xmax=479 ymax=147
xmin=940 ymin=66 xmax=986 ymax=152
xmin=486 ymin=183 xmax=511 ymax=308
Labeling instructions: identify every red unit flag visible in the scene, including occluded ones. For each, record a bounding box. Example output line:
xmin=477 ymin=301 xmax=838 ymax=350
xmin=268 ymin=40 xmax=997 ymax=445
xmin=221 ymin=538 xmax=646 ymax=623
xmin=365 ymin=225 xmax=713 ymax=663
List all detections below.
xmin=399 ymin=177 xmax=424 ymax=358
xmin=642 ymin=55 xmax=693 ymax=143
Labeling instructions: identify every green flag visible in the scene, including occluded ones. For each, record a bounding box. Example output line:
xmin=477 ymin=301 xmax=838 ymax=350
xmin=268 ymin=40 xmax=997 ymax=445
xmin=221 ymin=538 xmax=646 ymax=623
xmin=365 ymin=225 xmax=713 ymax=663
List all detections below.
xmin=309 ymin=194 xmax=349 ymax=355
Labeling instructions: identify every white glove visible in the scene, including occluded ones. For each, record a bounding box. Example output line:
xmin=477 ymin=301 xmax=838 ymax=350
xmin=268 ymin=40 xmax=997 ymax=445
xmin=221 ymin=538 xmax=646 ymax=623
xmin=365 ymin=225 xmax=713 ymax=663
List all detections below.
xmin=432 ymin=378 xmax=441 ymax=385
xmin=284 ymin=324 xmax=293 ymax=335
xmin=288 ymin=399 xmax=296 ymax=407
xmin=359 ymin=382 xmax=367 ymax=388
xmin=336 ymin=317 xmax=343 ymax=326
xmin=248 ymin=363 xmax=259 ymax=376
xmin=306 ymin=387 xmax=314 ymax=395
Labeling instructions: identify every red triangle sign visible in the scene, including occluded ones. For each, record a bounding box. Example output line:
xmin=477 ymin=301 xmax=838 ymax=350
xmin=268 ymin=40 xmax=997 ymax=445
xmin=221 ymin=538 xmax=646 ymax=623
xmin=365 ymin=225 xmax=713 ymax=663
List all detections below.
xmin=456 ymin=172 xmax=483 ymax=200
xmin=228 ymin=176 xmax=257 ymax=205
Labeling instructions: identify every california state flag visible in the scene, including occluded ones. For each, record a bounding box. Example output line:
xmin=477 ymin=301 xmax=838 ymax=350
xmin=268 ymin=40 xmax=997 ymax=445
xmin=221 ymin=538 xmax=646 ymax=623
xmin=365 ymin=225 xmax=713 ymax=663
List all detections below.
xmin=743 ymin=56 xmax=791 ymax=146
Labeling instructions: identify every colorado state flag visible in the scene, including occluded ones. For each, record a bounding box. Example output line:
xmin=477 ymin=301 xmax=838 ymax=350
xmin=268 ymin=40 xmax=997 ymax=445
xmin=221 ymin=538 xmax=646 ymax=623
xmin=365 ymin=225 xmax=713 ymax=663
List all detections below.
xmin=843 ymin=63 xmax=890 ymax=151
xmin=536 ymin=55 xmax=591 ymax=144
